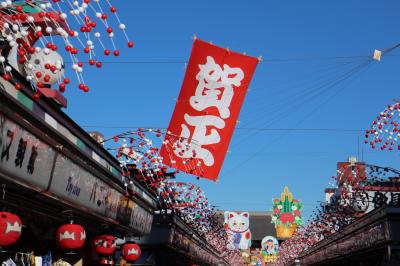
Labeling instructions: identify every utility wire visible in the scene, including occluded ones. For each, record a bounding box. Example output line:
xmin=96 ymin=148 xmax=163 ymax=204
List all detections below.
xmin=82 ymin=125 xmax=364 ymax=133
xmin=62 ymin=54 xmax=400 ymax=64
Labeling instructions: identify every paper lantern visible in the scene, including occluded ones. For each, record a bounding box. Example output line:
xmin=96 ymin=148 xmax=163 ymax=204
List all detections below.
xmin=122 ymin=243 xmax=141 ymax=261
xmin=56 ymin=224 xmax=86 ymax=250
xmin=0 ymin=212 xmax=22 ymax=247
xmin=94 ymin=235 xmax=117 ymax=255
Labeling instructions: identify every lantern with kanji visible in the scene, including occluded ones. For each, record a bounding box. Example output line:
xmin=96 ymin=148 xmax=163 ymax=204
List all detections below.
xmin=122 ymin=243 xmax=141 ymax=262
xmin=0 ymin=212 xmax=22 ymax=247
xmin=94 ymin=235 xmax=117 ymax=255
xmin=56 ymin=224 xmax=86 ymax=250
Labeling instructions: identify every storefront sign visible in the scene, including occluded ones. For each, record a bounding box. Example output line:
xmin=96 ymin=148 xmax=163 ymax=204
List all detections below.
xmin=50 ymin=155 xmax=113 ymax=217
xmin=302 ymin=221 xmax=389 ymax=264
xmin=50 ymin=155 xmax=153 ymax=235
xmin=0 ymin=113 xmax=55 ymax=190
xmin=129 ymin=201 xmax=153 ymax=235
xmin=170 ymin=230 xmax=219 ymax=265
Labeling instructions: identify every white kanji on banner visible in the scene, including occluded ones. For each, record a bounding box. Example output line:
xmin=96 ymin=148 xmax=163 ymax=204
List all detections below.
xmin=173 ymin=56 xmax=243 ymax=167
xmin=190 ymin=56 xmax=244 ymax=119
xmin=161 ymin=39 xmax=259 ymax=180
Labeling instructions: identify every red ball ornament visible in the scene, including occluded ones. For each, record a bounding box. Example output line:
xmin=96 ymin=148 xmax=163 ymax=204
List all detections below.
xmin=113 ymin=50 xmax=120 ymax=56
xmin=122 ymin=243 xmax=141 ymax=262
xmin=59 ymin=83 xmax=66 ymax=93
xmin=56 ymin=224 xmax=86 ymax=250
xmin=2 ymin=74 xmax=10 ymax=81
xmin=127 ymin=41 xmax=134 ymax=48
xmin=94 ymin=235 xmax=116 ymax=255
xmin=0 ymin=212 xmax=22 ymax=247
xmin=33 ymin=92 xmax=41 ymax=100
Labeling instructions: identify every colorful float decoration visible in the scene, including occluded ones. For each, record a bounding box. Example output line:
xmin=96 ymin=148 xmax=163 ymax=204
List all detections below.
xmin=122 ymin=242 xmax=141 ymax=262
xmin=0 ymin=212 xmax=22 ymax=247
xmin=271 ymin=186 xmax=303 ymax=239
xmin=260 ymin=236 xmax=279 ymax=263
xmin=56 ymin=223 xmax=86 ymax=251
xmin=224 ymin=211 xmax=251 ymax=250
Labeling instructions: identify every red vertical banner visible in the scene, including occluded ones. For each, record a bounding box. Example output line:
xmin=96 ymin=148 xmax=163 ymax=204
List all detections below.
xmin=160 ymin=39 xmax=259 ymax=181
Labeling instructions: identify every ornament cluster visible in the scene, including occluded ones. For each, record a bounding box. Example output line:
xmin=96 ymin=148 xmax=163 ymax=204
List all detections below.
xmin=0 ymin=0 xmax=133 ymax=102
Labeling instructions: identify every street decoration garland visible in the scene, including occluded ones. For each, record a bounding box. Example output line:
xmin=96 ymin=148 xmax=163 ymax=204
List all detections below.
xmin=365 ymin=101 xmax=400 ymax=151
xmin=271 ymin=163 xmax=400 ymax=266
xmin=271 ymin=186 xmax=303 ymax=239
xmin=0 ymin=0 xmax=133 ymax=105
xmin=101 ymin=129 xmax=243 ymax=266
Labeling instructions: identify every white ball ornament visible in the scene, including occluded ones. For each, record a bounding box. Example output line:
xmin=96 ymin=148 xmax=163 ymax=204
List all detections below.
xmin=24 ymin=50 xmax=65 ymax=85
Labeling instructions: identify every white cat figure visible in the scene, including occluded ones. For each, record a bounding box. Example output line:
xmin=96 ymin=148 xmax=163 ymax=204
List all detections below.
xmin=224 ymin=211 xmax=252 ymax=250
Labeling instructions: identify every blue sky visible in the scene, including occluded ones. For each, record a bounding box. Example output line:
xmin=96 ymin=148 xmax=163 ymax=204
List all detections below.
xmin=63 ymin=0 xmax=400 ymax=219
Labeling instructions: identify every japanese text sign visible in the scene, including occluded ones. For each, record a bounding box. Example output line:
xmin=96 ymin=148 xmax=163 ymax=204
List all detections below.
xmin=161 ymin=39 xmax=259 ymax=181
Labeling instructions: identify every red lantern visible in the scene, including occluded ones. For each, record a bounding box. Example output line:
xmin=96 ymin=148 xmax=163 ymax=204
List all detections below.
xmin=56 ymin=224 xmax=86 ymax=250
xmin=94 ymin=235 xmax=116 ymax=255
xmin=122 ymin=243 xmax=141 ymax=261
xmin=0 ymin=212 xmax=22 ymax=247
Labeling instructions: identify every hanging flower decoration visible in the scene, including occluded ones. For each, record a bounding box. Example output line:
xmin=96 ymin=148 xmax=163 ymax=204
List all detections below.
xmin=365 ymin=102 xmax=400 ymax=151
xmin=101 ymin=128 xmax=242 ymax=265
xmin=0 ymin=0 xmax=134 ymax=105
xmin=270 ymin=163 xmax=400 ymax=266
xmin=271 ymin=186 xmax=303 ymax=239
